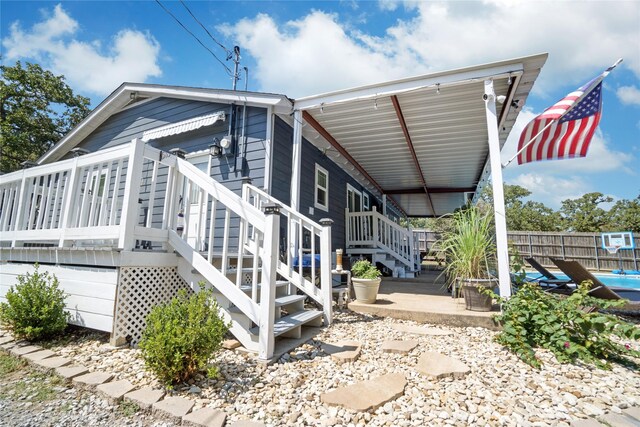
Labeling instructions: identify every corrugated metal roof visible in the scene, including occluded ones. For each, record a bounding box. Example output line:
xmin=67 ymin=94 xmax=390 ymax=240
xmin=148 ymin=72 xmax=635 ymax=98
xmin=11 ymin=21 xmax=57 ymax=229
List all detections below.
xmin=293 ymin=54 xmax=548 ymax=217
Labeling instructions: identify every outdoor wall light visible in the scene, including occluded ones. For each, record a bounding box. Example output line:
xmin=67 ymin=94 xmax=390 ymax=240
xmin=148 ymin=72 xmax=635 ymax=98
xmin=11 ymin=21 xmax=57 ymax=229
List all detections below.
xmin=209 ymin=138 xmax=222 ymax=158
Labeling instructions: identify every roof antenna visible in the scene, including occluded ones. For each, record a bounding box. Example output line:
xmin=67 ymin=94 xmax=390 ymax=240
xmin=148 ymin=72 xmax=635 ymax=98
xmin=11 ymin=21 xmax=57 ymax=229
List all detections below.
xmin=244 ymin=67 xmax=249 ymax=91
xmin=231 ymin=46 xmax=241 ymax=90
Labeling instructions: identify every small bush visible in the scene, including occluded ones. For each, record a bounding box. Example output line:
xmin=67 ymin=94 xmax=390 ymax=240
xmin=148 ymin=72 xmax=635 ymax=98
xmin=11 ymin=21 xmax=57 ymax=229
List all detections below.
xmin=493 ymin=281 xmax=640 ymax=369
xmin=0 ymin=264 xmax=69 ymax=341
xmin=351 ymin=260 xmax=381 ymax=279
xmin=139 ymin=288 xmax=229 ymax=386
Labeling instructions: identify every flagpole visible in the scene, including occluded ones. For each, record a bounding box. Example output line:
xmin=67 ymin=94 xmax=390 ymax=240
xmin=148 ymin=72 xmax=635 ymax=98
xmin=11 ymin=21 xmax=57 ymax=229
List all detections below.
xmin=502 ymin=119 xmax=558 ymax=168
xmin=502 ymin=58 xmax=623 ymax=170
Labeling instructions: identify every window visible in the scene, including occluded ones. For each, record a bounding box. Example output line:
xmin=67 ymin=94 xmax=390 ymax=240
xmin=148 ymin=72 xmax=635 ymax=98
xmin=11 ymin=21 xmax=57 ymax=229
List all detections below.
xmin=363 ymin=193 xmax=370 ymax=211
xmin=314 ymin=164 xmax=329 ymax=211
xmin=346 ymin=184 xmax=362 ymax=213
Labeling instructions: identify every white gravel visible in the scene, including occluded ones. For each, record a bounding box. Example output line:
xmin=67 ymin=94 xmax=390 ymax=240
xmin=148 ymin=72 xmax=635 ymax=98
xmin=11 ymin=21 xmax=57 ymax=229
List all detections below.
xmin=3 ymin=310 xmax=640 ymax=426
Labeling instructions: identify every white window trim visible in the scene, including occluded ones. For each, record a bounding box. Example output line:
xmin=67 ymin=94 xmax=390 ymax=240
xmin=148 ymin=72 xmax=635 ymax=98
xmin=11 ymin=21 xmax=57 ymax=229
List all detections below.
xmin=363 ymin=193 xmax=370 ymax=211
xmin=314 ymin=164 xmax=329 ymax=212
xmin=346 ymin=183 xmax=362 ymax=213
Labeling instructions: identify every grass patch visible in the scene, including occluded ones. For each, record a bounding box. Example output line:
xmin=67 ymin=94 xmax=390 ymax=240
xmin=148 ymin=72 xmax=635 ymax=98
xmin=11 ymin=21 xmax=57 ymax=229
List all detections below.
xmin=0 ymin=352 xmax=26 ymax=376
xmin=118 ymin=400 xmax=140 ymax=417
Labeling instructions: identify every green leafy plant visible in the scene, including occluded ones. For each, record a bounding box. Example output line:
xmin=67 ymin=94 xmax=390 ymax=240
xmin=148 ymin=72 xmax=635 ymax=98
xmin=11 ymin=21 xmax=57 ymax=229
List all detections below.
xmin=0 ymin=264 xmax=69 ymax=341
xmin=436 ymin=206 xmax=496 ymax=281
xmin=508 ymin=242 xmax=528 ymax=287
xmin=351 ymin=260 xmax=381 ymax=280
xmin=492 ymin=281 xmax=640 ymax=369
xmin=139 ymin=287 xmax=229 ymax=386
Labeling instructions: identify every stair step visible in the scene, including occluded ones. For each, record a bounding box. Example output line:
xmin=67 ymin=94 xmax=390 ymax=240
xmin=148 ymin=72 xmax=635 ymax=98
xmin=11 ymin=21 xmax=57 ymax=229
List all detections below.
xmin=250 ymin=310 xmax=323 ymax=338
xmin=240 ymin=280 xmax=288 ymax=292
xmin=275 ymin=294 xmax=306 ymax=307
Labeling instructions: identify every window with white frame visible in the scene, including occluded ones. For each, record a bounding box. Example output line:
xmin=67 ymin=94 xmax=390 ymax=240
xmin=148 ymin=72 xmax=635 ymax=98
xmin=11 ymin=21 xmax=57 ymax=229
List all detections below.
xmin=363 ymin=193 xmax=370 ymax=211
xmin=314 ymin=164 xmax=329 ymax=211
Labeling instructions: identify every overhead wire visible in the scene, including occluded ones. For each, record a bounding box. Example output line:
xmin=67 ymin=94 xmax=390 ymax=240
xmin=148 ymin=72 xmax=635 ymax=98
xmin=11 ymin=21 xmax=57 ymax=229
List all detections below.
xmin=154 ymin=0 xmax=233 ymax=77
xmin=179 ymin=0 xmax=231 ymax=56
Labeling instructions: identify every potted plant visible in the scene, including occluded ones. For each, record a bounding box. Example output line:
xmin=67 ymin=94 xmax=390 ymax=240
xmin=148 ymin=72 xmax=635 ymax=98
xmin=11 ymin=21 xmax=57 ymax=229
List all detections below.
xmin=351 ymin=260 xmax=382 ymax=304
xmin=436 ymin=206 xmax=497 ymax=311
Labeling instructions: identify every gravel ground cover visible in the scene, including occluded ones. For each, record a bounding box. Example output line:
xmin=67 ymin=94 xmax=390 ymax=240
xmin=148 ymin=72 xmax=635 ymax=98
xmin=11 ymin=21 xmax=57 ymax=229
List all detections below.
xmin=2 ymin=310 xmax=639 ymax=426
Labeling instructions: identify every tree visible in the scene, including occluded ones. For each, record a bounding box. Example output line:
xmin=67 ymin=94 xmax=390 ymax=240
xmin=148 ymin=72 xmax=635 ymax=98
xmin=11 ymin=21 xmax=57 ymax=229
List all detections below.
xmin=605 ymin=196 xmax=640 ymax=232
xmin=481 ymin=184 xmax=561 ymax=231
xmin=1 ymin=61 xmax=91 ymax=173
xmin=560 ymin=192 xmax=613 ymax=232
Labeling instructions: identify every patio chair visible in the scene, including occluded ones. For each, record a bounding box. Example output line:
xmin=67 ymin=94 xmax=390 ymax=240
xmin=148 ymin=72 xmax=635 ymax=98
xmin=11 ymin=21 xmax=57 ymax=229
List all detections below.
xmin=524 ymin=257 xmax=573 ymax=293
xmin=550 ymin=258 xmax=629 ymax=301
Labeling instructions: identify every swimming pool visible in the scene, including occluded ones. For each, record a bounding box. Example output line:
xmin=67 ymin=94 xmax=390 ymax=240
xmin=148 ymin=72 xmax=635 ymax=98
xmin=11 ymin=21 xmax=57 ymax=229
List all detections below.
xmin=526 ymin=272 xmax=640 ymax=291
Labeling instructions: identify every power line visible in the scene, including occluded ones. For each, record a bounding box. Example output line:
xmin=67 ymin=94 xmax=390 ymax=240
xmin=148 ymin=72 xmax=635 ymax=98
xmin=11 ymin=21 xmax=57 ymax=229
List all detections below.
xmin=179 ymin=0 xmax=230 ymax=57
xmin=154 ymin=0 xmax=233 ymax=77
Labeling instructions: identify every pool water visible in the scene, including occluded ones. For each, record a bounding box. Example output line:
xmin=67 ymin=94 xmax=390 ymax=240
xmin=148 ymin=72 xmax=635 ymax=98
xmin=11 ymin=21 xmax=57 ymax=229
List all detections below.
xmin=526 ymin=272 xmax=640 ymax=291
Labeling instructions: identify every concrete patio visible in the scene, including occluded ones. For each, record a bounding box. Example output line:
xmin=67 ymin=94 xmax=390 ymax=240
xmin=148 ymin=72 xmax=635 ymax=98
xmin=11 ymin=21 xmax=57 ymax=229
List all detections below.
xmin=347 ymin=270 xmax=501 ymax=330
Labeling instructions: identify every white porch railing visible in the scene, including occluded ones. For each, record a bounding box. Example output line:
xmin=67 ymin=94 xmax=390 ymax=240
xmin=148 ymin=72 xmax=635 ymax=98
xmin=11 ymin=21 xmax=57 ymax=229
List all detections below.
xmin=242 ymin=185 xmax=333 ymax=325
xmin=346 ymin=207 xmax=416 ymax=271
xmin=0 ymin=139 xmax=326 ymax=360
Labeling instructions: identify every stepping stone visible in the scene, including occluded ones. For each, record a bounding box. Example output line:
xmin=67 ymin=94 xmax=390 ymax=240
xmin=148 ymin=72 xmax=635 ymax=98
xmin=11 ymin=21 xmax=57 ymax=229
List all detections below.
xmin=56 ymin=365 xmax=89 ymax=380
xmin=623 ymin=408 xmax=640 ymax=421
xmin=96 ymin=379 xmax=136 ymax=404
xmin=600 ymin=413 xmax=639 ymax=427
xmin=10 ymin=344 xmax=42 ymax=356
xmin=321 ymin=373 xmax=406 ymax=412
xmin=322 ymin=340 xmax=361 ymax=363
xmin=152 ymin=396 xmax=194 ymax=423
xmin=0 ymin=336 xmax=15 ymax=345
xmin=0 ymin=341 xmax=17 ymax=350
xmin=182 ymin=407 xmax=227 ymax=427
xmin=570 ymin=419 xmax=605 ymax=427
xmin=124 ymin=386 xmax=166 ymax=410
xmin=416 ymin=352 xmax=470 ymax=379
xmin=33 ymin=356 xmax=71 ymax=371
xmin=23 ymin=349 xmax=56 ymax=362
xmin=381 ymin=340 xmax=419 ymax=354
xmin=72 ymin=371 xmax=114 ymax=388
xmin=392 ymin=324 xmax=453 ymax=336
xmin=222 ymin=339 xmax=241 ymax=350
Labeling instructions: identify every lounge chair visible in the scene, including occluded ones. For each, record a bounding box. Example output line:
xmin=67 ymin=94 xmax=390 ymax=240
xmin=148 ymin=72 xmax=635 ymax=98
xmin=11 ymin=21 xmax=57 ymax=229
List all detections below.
xmin=550 ymin=258 xmax=638 ymax=303
xmin=524 ymin=257 xmax=573 ymax=293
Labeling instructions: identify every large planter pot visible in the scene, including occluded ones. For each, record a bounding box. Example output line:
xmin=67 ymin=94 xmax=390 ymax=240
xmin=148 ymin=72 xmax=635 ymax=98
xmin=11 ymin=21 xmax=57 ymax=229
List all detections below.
xmin=460 ymin=278 xmax=496 ymax=312
xmin=352 ymin=277 xmax=382 ymax=304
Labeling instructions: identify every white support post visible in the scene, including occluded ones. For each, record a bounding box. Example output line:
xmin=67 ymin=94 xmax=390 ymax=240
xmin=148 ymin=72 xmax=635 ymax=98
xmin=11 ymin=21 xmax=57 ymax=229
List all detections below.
xmin=58 ymin=158 xmax=80 ymax=247
xmin=483 ymin=79 xmax=511 ymax=298
xmin=259 ymin=203 xmax=280 ymax=361
xmin=290 ymin=109 xmax=303 ymax=265
xmin=118 ymin=139 xmax=145 ymax=250
xmin=382 ymin=194 xmax=387 ymax=217
xmin=319 ymin=218 xmax=333 ymax=325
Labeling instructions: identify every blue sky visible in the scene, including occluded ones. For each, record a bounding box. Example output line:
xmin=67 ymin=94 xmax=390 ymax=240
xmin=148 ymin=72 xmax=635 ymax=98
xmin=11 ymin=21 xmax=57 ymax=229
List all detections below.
xmin=2 ymin=1 xmax=639 ymax=209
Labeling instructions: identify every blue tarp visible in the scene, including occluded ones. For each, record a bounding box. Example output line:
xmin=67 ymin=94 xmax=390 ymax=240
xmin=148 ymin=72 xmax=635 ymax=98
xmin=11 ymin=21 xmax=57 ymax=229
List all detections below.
xmin=293 ymin=254 xmax=321 ymax=268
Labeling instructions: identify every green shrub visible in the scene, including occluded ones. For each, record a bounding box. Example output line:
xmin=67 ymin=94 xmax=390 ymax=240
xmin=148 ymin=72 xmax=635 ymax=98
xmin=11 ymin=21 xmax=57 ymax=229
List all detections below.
xmin=351 ymin=260 xmax=381 ymax=280
xmin=139 ymin=288 xmax=229 ymax=386
xmin=493 ymin=281 xmax=640 ymax=369
xmin=0 ymin=264 xmax=69 ymax=341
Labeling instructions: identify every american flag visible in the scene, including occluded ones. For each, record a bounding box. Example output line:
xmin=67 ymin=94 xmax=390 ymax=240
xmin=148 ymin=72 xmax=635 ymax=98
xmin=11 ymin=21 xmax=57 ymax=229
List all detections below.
xmin=516 ymin=61 xmax=620 ymax=165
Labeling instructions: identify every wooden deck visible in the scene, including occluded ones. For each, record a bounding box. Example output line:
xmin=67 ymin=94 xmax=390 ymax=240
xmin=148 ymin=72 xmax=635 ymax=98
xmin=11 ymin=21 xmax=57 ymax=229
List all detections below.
xmin=347 ymin=270 xmax=501 ymax=330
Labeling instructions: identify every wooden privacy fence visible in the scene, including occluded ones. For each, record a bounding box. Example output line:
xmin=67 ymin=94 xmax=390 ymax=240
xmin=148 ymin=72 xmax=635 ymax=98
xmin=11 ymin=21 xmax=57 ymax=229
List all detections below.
xmin=413 ymin=229 xmax=640 ymax=272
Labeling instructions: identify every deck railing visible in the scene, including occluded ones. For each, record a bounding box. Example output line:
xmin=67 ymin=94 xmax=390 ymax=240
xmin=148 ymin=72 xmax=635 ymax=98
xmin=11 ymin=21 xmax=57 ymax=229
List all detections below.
xmin=0 ymin=139 xmax=326 ymax=360
xmin=346 ymin=207 xmax=416 ymax=270
xmin=243 ymin=184 xmax=333 ymax=324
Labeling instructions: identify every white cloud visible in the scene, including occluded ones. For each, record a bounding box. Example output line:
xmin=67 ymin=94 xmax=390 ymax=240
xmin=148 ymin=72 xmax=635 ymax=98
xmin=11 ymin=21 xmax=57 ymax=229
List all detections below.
xmin=223 ymin=1 xmax=639 ymax=97
xmin=510 ymin=173 xmax=590 ymax=208
xmin=378 ymin=0 xmax=400 ymax=11
xmin=617 ymin=85 xmax=640 ymax=106
xmin=2 ymin=4 xmax=162 ymax=96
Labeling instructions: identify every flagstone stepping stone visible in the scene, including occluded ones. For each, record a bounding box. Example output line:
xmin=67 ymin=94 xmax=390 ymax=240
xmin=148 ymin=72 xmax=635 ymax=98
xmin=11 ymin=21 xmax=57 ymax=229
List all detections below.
xmin=416 ymin=352 xmax=470 ymax=379
xmin=0 ymin=336 xmax=15 ymax=345
xmin=381 ymin=340 xmax=419 ymax=354
xmin=392 ymin=324 xmax=453 ymax=336
xmin=320 ymin=373 xmax=407 ymax=412
xmin=222 ymin=339 xmax=241 ymax=350
xmin=10 ymin=344 xmax=41 ymax=356
xmin=33 ymin=356 xmax=71 ymax=371
xmin=599 ymin=413 xmax=637 ymax=427
xmin=23 ymin=349 xmax=56 ymax=362
xmin=56 ymin=365 xmax=89 ymax=380
xmin=322 ymin=340 xmax=361 ymax=363
xmin=152 ymin=396 xmax=194 ymax=423
xmin=182 ymin=407 xmax=227 ymax=427
xmin=97 ymin=379 xmax=136 ymax=403
xmin=124 ymin=386 xmax=166 ymax=410
xmin=570 ymin=419 xmax=605 ymax=427
xmin=72 ymin=371 xmax=114 ymax=389
xmin=623 ymin=407 xmax=640 ymax=421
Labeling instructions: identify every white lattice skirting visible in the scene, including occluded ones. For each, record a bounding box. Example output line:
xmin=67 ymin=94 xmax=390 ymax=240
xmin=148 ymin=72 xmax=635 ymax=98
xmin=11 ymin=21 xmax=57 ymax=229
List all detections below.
xmin=112 ymin=266 xmax=191 ymax=346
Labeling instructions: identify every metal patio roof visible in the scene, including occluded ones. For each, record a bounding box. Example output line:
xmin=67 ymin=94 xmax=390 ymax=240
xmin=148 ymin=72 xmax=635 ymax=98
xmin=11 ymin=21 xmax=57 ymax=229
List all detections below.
xmin=292 ymin=53 xmax=548 ymax=217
